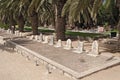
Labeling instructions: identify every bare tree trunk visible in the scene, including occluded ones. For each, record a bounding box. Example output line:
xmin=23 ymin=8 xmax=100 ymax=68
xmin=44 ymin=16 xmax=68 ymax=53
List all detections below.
xmin=118 ymin=20 xmax=120 ymax=41
xmin=30 ymin=10 xmax=38 ymax=35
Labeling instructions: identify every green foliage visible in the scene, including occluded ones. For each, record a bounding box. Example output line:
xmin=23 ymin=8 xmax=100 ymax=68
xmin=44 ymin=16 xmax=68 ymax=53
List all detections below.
xmin=97 ymin=0 xmax=119 ymax=25
xmin=62 ymin=0 xmax=102 ymax=24
xmin=0 ymin=22 xmax=9 ymax=29
xmin=103 ymin=22 xmax=109 ymax=27
xmin=24 ymin=26 xmax=105 ymax=38
xmin=24 ymin=27 xmax=55 ymax=33
xmin=65 ymin=31 xmax=103 ymax=38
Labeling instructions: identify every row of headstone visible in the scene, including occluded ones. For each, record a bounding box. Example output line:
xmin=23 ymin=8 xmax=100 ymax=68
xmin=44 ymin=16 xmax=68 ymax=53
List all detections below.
xmin=15 ymin=31 xmax=32 ymax=37
xmin=29 ymin=33 xmax=99 ymax=57
xmin=15 ymin=31 xmax=22 ymax=37
xmin=55 ymin=39 xmax=99 ymax=56
xmin=63 ymin=40 xmax=99 ymax=57
xmin=29 ymin=34 xmax=51 ymax=44
xmin=6 ymin=29 xmax=22 ymax=37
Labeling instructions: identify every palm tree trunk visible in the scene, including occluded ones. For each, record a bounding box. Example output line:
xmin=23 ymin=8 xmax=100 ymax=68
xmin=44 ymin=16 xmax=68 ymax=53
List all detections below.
xmin=9 ymin=14 xmax=16 ymax=34
xmin=118 ymin=20 xmax=120 ymax=41
xmin=116 ymin=0 xmax=120 ymax=49
xmin=56 ymin=17 xmax=66 ymax=40
xmin=30 ymin=10 xmax=38 ymax=35
xmin=55 ymin=0 xmax=66 ymax=40
xmin=17 ymin=13 xmax=25 ymax=32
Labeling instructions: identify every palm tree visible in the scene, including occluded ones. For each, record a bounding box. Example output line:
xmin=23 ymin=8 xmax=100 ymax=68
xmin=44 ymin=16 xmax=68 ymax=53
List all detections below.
xmin=62 ymin=0 xmax=102 ymax=26
xmin=20 ymin=0 xmax=53 ymax=35
xmin=0 ymin=0 xmax=16 ymax=33
xmin=21 ymin=0 xmax=67 ymax=40
xmin=0 ymin=0 xmax=25 ymax=32
xmin=116 ymin=0 xmax=120 ymax=41
xmin=36 ymin=0 xmax=67 ymax=40
xmin=31 ymin=0 xmax=66 ymax=40
xmin=20 ymin=0 xmax=39 ymax=35
xmin=9 ymin=0 xmax=25 ymax=32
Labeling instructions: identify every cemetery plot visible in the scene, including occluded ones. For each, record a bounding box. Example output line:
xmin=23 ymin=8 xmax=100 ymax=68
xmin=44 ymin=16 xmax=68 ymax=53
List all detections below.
xmin=11 ymin=38 xmax=120 ymax=79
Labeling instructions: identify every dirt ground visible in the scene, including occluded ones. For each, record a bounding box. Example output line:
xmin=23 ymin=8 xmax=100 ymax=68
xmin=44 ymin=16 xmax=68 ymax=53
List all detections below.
xmin=0 ymin=47 xmax=120 ymax=80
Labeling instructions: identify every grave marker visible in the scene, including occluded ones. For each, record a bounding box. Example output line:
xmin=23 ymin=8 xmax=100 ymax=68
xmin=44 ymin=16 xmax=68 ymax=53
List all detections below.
xmin=49 ymin=36 xmax=54 ymax=45
xmin=54 ymin=39 xmax=62 ymax=47
xmin=73 ymin=41 xmax=84 ymax=53
xmin=39 ymin=33 xmax=43 ymax=42
xmin=87 ymin=40 xmax=99 ymax=57
xmin=42 ymin=36 xmax=49 ymax=44
xmin=64 ymin=39 xmax=72 ymax=50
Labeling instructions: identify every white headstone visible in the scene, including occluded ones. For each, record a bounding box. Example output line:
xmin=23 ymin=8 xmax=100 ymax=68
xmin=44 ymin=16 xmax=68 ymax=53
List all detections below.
xmin=73 ymin=41 xmax=84 ymax=53
xmin=19 ymin=32 xmax=22 ymax=37
xmin=9 ymin=30 xmax=12 ymax=34
xmin=38 ymin=33 xmax=43 ymax=42
xmin=34 ymin=35 xmax=39 ymax=41
xmin=7 ymin=29 xmax=11 ymax=34
xmin=48 ymin=36 xmax=54 ymax=45
xmin=42 ymin=36 xmax=49 ymax=43
xmin=64 ymin=39 xmax=72 ymax=50
xmin=16 ymin=31 xmax=19 ymax=36
xmin=29 ymin=35 xmax=34 ymax=40
xmin=54 ymin=39 xmax=62 ymax=47
xmin=87 ymin=40 xmax=99 ymax=57
xmin=22 ymin=33 xmax=27 ymax=37
xmin=15 ymin=31 xmax=17 ymax=35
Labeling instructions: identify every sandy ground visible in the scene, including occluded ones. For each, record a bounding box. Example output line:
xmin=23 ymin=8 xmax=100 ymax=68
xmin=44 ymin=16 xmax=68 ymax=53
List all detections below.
xmin=0 ymin=47 xmax=119 ymax=80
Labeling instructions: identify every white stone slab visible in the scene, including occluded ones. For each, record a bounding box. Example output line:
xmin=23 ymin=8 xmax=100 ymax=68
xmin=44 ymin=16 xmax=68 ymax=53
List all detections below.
xmin=64 ymin=39 xmax=72 ymax=50
xmin=6 ymin=29 xmax=11 ymax=34
xmin=34 ymin=35 xmax=39 ymax=41
xmin=54 ymin=39 xmax=62 ymax=47
xmin=48 ymin=36 xmax=54 ymax=45
xmin=42 ymin=36 xmax=49 ymax=44
xmin=29 ymin=35 xmax=35 ymax=40
xmin=87 ymin=40 xmax=99 ymax=57
xmin=73 ymin=41 xmax=84 ymax=54
xmin=38 ymin=33 xmax=43 ymax=42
